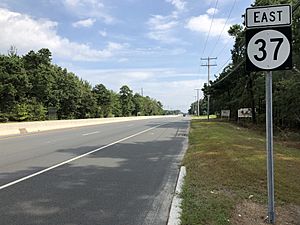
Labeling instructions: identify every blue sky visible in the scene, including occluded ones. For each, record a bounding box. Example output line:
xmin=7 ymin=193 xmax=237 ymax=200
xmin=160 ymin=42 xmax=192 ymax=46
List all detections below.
xmin=0 ymin=0 xmax=254 ymax=112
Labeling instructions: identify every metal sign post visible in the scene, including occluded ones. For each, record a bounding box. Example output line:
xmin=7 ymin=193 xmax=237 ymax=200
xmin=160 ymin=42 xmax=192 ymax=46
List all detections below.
xmin=245 ymin=4 xmax=293 ymax=224
xmin=266 ymin=71 xmax=275 ymax=223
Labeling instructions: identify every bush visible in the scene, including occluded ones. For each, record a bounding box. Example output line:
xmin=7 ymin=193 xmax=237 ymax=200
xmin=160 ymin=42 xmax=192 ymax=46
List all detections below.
xmin=0 ymin=113 xmax=9 ymax=123
xmin=12 ymin=101 xmax=46 ymax=121
xmin=30 ymin=101 xmax=46 ymax=121
xmin=12 ymin=103 xmax=30 ymax=121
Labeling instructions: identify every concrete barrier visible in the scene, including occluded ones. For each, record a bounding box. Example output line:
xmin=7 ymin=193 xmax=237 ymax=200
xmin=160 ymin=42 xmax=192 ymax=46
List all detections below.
xmin=0 ymin=116 xmax=178 ymax=137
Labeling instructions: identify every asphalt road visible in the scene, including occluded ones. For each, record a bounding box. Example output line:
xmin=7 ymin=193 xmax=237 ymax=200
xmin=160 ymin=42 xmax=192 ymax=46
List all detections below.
xmin=0 ymin=116 xmax=189 ymax=225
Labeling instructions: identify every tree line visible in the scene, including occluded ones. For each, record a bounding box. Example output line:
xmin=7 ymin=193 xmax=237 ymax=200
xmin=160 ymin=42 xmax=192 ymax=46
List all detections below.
xmin=190 ymin=0 xmax=300 ymax=129
xmin=0 ymin=48 xmax=164 ymax=122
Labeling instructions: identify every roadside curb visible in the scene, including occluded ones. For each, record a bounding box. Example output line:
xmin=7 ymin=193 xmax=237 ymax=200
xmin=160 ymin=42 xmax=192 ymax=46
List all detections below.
xmin=167 ymin=166 xmax=186 ymax=225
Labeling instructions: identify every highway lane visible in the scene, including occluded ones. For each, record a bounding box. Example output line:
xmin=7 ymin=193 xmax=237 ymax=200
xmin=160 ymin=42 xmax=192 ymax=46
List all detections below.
xmin=0 ymin=117 xmax=178 ymax=186
xmin=0 ymin=116 xmax=189 ymax=225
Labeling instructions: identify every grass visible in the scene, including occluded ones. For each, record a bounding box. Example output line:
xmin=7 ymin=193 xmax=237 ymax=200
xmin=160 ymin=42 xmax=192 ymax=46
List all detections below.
xmin=180 ymin=120 xmax=300 ymax=225
xmin=192 ymin=115 xmax=217 ymax=120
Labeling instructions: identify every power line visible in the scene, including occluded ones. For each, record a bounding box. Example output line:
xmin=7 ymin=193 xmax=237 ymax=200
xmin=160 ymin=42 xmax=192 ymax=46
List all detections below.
xmin=293 ymin=0 xmax=300 ymax=12
xmin=202 ymin=0 xmax=219 ymax=56
xmin=196 ymin=1 xmax=216 ymax=76
xmin=215 ymin=57 xmax=232 ymax=75
xmin=209 ymin=0 xmax=236 ymax=56
xmin=201 ymin=57 xmax=217 ymax=120
xmin=216 ymin=37 xmax=234 ymax=57
xmin=201 ymin=57 xmax=218 ymax=84
xmin=211 ymin=58 xmax=245 ymax=87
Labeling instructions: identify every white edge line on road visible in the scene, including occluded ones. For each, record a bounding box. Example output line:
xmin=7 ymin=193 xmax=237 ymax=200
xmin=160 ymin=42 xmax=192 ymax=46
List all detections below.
xmin=0 ymin=123 xmax=167 ymax=191
xmin=167 ymin=166 xmax=186 ymax=225
xmin=82 ymin=131 xmax=100 ymax=136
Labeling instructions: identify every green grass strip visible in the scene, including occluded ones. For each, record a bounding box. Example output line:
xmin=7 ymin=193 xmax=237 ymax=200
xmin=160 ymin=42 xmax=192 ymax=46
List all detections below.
xmin=180 ymin=120 xmax=300 ymax=225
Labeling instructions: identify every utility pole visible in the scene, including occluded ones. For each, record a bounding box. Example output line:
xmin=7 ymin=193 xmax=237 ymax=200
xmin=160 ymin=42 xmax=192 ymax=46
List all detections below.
xmin=195 ymin=89 xmax=201 ymax=117
xmin=194 ymin=95 xmax=197 ymax=115
xmin=201 ymin=57 xmax=217 ymax=120
xmin=141 ymin=88 xmax=144 ymax=97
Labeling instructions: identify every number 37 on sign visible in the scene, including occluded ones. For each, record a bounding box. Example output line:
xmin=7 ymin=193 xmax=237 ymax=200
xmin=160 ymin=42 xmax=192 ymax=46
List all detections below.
xmin=246 ymin=27 xmax=292 ymax=71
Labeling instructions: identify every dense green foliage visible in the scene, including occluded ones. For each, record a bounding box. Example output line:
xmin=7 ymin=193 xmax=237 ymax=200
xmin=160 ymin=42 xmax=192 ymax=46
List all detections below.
xmin=0 ymin=49 xmax=164 ymax=122
xmin=189 ymin=0 xmax=300 ymax=128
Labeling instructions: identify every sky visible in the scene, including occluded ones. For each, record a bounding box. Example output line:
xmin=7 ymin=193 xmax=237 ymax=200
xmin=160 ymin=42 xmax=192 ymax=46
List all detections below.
xmin=0 ymin=0 xmax=254 ymax=112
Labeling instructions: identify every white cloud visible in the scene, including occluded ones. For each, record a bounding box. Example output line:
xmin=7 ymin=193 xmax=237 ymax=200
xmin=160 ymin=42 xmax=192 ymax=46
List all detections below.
xmin=72 ymin=18 xmax=96 ymax=27
xmin=74 ymin=67 xmax=207 ymax=112
xmin=186 ymin=14 xmax=231 ymax=39
xmin=99 ymin=30 xmax=107 ymax=37
xmin=64 ymin=0 xmax=80 ymax=7
xmin=147 ymin=15 xmax=179 ymax=43
xmin=118 ymin=58 xmax=128 ymax=63
xmin=122 ymin=46 xmax=186 ymax=58
xmin=147 ymin=0 xmax=188 ymax=44
xmin=148 ymin=15 xmax=178 ymax=30
xmin=0 ymin=8 xmax=124 ymax=61
xmin=63 ymin=0 xmax=114 ymax=24
xmin=75 ymin=68 xmax=156 ymax=91
xmin=166 ymin=0 xmax=186 ymax=11
xmin=204 ymin=0 xmax=240 ymax=6
xmin=206 ymin=7 xmax=219 ymax=15
xmin=143 ymin=79 xmax=204 ymax=111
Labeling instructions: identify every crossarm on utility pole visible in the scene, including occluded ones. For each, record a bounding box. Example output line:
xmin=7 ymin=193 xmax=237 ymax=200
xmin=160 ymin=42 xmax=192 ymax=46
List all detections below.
xmin=201 ymin=57 xmax=217 ymax=120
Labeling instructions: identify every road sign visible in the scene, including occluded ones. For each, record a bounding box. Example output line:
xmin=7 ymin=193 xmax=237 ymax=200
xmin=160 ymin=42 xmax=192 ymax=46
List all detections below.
xmin=246 ymin=5 xmax=291 ymax=28
xmin=221 ymin=110 xmax=230 ymax=117
xmin=246 ymin=26 xmax=292 ymax=71
xmin=238 ymin=108 xmax=252 ymax=118
xmin=245 ymin=4 xmax=293 ymax=224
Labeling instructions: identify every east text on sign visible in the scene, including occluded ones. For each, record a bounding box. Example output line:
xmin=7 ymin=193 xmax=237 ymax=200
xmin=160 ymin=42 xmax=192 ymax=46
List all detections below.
xmin=246 ymin=5 xmax=291 ymax=28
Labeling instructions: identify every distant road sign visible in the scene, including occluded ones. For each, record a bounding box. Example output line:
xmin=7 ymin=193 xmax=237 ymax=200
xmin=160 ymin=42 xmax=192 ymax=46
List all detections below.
xmin=246 ymin=5 xmax=291 ymax=28
xmin=238 ymin=108 xmax=252 ymax=118
xmin=221 ymin=110 xmax=230 ymax=117
xmin=246 ymin=27 xmax=292 ymax=71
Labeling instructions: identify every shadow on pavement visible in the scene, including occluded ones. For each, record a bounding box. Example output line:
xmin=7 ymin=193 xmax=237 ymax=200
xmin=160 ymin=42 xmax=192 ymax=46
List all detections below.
xmin=0 ymin=128 xmax=188 ymax=225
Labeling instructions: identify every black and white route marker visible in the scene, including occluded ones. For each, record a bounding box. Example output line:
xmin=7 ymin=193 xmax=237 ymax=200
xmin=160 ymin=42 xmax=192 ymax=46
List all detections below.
xmin=246 ymin=26 xmax=292 ymax=71
xmin=246 ymin=4 xmax=292 ymax=72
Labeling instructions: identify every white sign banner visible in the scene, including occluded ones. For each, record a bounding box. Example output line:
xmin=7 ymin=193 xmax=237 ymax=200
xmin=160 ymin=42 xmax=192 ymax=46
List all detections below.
xmin=246 ymin=5 xmax=291 ymax=28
